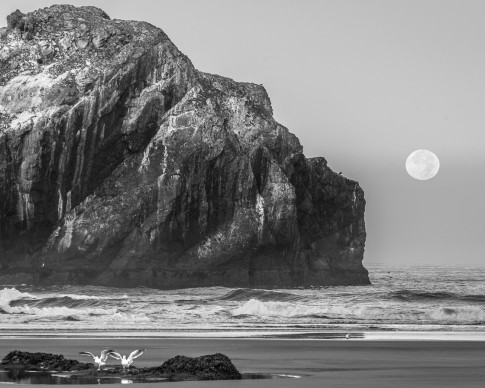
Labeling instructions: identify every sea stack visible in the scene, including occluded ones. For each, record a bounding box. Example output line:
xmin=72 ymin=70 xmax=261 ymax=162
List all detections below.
xmin=0 ymin=5 xmax=369 ymax=288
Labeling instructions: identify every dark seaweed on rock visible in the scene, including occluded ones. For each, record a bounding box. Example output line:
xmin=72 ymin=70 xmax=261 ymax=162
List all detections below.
xmin=59 ymin=353 xmax=242 ymax=382
xmin=0 ymin=350 xmax=91 ymax=371
xmin=0 ymin=5 xmax=369 ymax=289
xmin=150 ymin=353 xmax=242 ymax=381
xmin=0 ymin=351 xmax=241 ymax=382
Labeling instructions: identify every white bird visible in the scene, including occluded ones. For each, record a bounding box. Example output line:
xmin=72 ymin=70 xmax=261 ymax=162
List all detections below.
xmin=79 ymin=349 xmax=116 ymax=370
xmin=345 ymin=334 xmax=351 ymax=339
xmin=109 ymin=349 xmax=146 ymax=371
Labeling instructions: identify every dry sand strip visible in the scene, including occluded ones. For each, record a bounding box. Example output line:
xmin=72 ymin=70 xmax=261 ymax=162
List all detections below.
xmin=1 ymin=338 xmax=485 ymax=388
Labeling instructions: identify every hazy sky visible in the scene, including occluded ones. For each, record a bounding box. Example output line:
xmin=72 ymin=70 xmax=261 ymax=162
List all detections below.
xmin=1 ymin=0 xmax=484 ymax=266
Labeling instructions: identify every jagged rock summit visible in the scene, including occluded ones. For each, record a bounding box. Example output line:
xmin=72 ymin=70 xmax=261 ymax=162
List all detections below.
xmin=0 ymin=5 xmax=369 ymax=288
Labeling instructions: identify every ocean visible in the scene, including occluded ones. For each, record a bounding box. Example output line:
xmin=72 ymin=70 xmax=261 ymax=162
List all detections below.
xmin=1 ymin=264 xmax=484 ymax=337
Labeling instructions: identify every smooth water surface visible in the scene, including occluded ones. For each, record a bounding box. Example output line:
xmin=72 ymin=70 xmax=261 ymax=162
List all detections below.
xmin=0 ymin=371 xmax=292 ymax=384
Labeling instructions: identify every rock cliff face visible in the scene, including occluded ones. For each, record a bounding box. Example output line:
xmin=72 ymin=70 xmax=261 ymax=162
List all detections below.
xmin=0 ymin=5 xmax=369 ymax=288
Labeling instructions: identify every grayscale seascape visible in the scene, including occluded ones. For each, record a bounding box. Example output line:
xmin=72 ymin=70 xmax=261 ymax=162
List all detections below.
xmin=1 ymin=1 xmax=484 ymax=387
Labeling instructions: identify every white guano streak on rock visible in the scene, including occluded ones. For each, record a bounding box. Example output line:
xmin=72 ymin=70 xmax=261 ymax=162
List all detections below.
xmin=224 ymin=96 xmax=247 ymax=139
xmin=57 ymin=108 xmax=75 ymax=192
xmin=256 ymin=193 xmax=264 ymax=244
xmin=352 ymin=185 xmax=357 ymax=216
xmin=17 ymin=192 xmax=34 ymax=229
xmin=83 ymin=97 xmax=102 ymax=184
xmin=58 ymin=214 xmax=74 ymax=253
xmin=155 ymin=144 xmax=169 ymax=223
xmin=197 ymin=231 xmax=224 ymax=260
xmin=57 ymin=188 xmax=63 ymax=220
xmin=10 ymin=111 xmax=36 ymax=130
xmin=100 ymin=122 xmax=105 ymax=141
xmin=45 ymin=226 xmax=61 ymax=251
xmin=121 ymin=83 xmax=162 ymax=135
xmin=74 ymin=96 xmax=97 ymax=187
xmin=156 ymin=174 xmax=164 ymax=225
xmin=136 ymin=77 xmax=177 ymax=173
xmin=66 ymin=191 xmax=72 ymax=213
xmin=0 ymin=69 xmax=70 ymax=118
xmin=138 ymin=142 xmax=153 ymax=173
xmin=17 ymin=126 xmax=44 ymax=228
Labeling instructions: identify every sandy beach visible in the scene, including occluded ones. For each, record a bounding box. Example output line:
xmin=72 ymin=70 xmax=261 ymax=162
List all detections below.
xmin=1 ymin=337 xmax=484 ymax=387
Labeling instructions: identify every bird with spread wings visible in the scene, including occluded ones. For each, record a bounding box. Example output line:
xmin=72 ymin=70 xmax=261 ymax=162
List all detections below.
xmin=109 ymin=349 xmax=146 ymax=371
xmin=79 ymin=349 xmax=116 ymax=370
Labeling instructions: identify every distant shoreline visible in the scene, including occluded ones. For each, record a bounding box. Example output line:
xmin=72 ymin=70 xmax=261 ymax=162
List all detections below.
xmin=1 ymin=331 xmax=485 ymax=341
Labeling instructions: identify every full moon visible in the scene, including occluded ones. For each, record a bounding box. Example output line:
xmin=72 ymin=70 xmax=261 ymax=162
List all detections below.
xmin=405 ymin=150 xmax=440 ymax=180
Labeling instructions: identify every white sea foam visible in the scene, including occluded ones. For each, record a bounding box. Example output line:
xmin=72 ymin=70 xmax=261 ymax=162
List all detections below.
xmin=232 ymin=299 xmax=320 ymax=317
xmin=428 ymin=306 xmax=485 ymax=323
xmin=4 ymin=304 xmax=117 ymax=317
xmin=231 ymin=298 xmax=375 ymax=319
xmin=104 ymin=312 xmax=151 ymax=322
xmin=0 ymin=287 xmax=120 ymax=317
xmin=0 ymin=287 xmax=37 ymax=311
xmin=231 ymin=298 xmax=485 ymax=325
xmin=41 ymin=293 xmax=129 ymax=301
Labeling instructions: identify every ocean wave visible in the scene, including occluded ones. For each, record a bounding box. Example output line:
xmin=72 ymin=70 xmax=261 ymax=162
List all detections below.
xmin=232 ymin=299 xmax=319 ymax=317
xmin=173 ymin=299 xmax=208 ymax=305
xmin=0 ymin=287 xmax=37 ymax=313
xmin=7 ymin=293 xmax=130 ymax=311
xmin=0 ymin=286 xmax=133 ymax=314
xmin=231 ymin=299 xmax=391 ymax=320
xmin=9 ymin=296 xmax=104 ymax=309
xmin=103 ymin=312 xmax=152 ymax=322
xmin=428 ymin=306 xmax=485 ymax=324
xmin=0 ymin=287 xmax=119 ymax=317
xmin=221 ymin=289 xmax=302 ymax=302
xmin=54 ymin=293 xmax=129 ymax=301
xmin=3 ymin=303 xmax=117 ymax=317
xmin=389 ymin=290 xmax=485 ymax=303
xmin=0 ymin=287 xmax=37 ymax=300
xmin=231 ymin=298 xmax=485 ymax=325
xmin=3 ymin=276 xmax=485 ymax=330
xmin=64 ymin=315 xmax=82 ymax=321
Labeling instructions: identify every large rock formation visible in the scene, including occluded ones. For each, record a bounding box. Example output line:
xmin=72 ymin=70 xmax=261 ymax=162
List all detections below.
xmin=0 ymin=5 xmax=369 ymax=288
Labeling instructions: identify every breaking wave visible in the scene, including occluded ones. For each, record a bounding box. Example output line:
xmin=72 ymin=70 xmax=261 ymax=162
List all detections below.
xmin=0 ymin=288 xmax=37 ymax=313
xmin=0 ymin=287 xmax=119 ymax=317
xmin=5 ymin=304 xmax=117 ymax=317
xmin=51 ymin=293 xmax=129 ymax=301
xmin=231 ymin=298 xmax=485 ymax=324
xmin=220 ymin=289 xmax=303 ymax=302
xmin=389 ymin=290 xmax=485 ymax=303
xmin=232 ymin=299 xmax=318 ymax=317
xmin=2 ymin=265 xmax=485 ymax=332
xmin=428 ymin=306 xmax=485 ymax=324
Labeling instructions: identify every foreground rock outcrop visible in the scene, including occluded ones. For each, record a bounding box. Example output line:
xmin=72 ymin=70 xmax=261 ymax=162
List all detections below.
xmin=0 ymin=5 xmax=369 ymax=288
xmin=1 ymin=351 xmax=242 ymax=382
xmin=148 ymin=353 xmax=242 ymax=380
xmin=0 ymin=350 xmax=90 ymax=371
